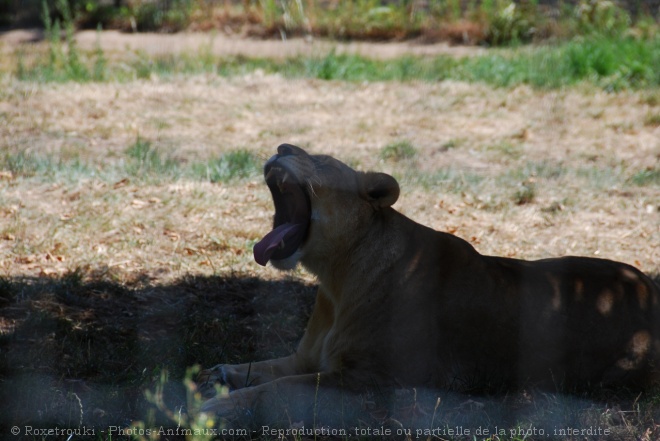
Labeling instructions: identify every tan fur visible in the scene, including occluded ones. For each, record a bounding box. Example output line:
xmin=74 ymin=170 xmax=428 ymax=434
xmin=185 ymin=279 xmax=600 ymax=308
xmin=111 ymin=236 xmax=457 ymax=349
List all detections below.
xmin=198 ymin=145 xmax=660 ymax=422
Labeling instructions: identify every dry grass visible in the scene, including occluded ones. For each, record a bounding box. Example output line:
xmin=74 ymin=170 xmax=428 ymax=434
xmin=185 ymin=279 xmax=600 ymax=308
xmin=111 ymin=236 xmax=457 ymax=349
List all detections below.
xmin=0 ymin=35 xmax=659 ymax=439
xmin=1 ymin=75 xmax=657 ymax=278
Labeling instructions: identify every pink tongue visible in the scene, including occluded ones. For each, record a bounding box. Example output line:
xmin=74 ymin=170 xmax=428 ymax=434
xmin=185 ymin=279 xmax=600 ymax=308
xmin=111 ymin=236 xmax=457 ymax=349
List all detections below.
xmin=253 ymin=223 xmax=303 ymax=266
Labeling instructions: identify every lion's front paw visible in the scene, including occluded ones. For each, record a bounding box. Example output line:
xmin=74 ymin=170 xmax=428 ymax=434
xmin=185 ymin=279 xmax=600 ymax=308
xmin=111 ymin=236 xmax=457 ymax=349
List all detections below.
xmin=197 ymin=364 xmax=231 ymax=398
xmin=199 ymin=390 xmax=253 ymax=421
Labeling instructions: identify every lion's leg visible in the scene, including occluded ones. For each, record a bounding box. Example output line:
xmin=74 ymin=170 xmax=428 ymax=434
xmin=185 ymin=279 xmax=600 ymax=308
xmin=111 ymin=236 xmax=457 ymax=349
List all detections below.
xmin=199 ymin=288 xmax=335 ymax=396
xmin=198 ymin=354 xmax=304 ymax=396
xmin=200 ymin=371 xmax=357 ymax=426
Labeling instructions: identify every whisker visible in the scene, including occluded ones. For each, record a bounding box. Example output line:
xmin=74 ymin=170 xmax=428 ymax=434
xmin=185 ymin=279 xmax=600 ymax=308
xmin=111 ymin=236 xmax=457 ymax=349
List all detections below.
xmin=306 ymin=178 xmax=318 ymax=198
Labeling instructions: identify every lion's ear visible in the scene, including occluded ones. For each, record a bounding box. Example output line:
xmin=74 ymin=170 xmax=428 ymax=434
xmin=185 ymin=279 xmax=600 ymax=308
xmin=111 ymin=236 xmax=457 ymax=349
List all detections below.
xmin=360 ymin=172 xmax=400 ymax=209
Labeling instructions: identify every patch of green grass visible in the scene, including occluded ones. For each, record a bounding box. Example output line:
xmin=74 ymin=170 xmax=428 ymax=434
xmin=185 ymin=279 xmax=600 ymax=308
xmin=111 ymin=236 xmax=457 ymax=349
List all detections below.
xmin=18 ymin=0 xmax=106 ymax=83
xmin=1 ymin=145 xmax=263 ymax=185
xmin=399 ymin=159 xmax=647 ymax=211
xmin=13 ymin=33 xmax=660 ymax=91
xmin=641 ymin=91 xmax=660 ymax=106
xmin=234 ymin=37 xmax=660 ymax=90
xmin=192 ymin=150 xmax=260 ymax=183
xmin=575 ymin=165 xmax=626 ymax=190
xmin=133 ymin=0 xmax=193 ymax=32
xmin=124 ymin=136 xmax=181 ymax=178
xmin=630 ymin=168 xmax=660 ymax=186
xmin=402 ymin=168 xmax=484 ymax=194
xmin=130 ymin=46 xmax=222 ymax=79
xmin=644 ymin=112 xmax=660 ymax=127
xmin=483 ymin=0 xmax=536 ymax=46
xmin=116 ymin=141 xmax=260 ymax=183
xmin=509 ymin=161 xmax=568 ymax=181
xmin=1 ymin=143 xmax=655 ymax=200
xmin=513 ymin=179 xmax=537 ymax=205
xmin=450 ymin=36 xmax=660 ymax=89
xmin=380 ymin=140 xmax=417 ymax=162
xmin=1 ymin=150 xmax=45 ymax=177
xmin=570 ymin=0 xmax=632 ymax=38
xmin=440 ymin=138 xmax=464 ymax=151
xmin=0 ymin=150 xmax=92 ymax=181
xmin=485 ymin=141 xmax=523 ymax=160
xmin=274 ymin=52 xmax=450 ymax=82
xmin=561 ymin=36 xmax=660 ymax=91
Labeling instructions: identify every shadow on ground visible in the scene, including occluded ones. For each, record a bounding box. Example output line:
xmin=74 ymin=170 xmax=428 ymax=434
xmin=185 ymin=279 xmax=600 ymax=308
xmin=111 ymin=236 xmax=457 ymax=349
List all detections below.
xmin=1 ymin=271 xmax=659 ymax=440
xmin=0 ymin=271 xmax=316 ymax=436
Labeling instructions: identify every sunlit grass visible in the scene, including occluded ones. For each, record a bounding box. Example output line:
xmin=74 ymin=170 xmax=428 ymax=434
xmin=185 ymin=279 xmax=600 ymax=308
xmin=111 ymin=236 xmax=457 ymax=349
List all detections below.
xmin=11 ymin=35 xmax=660 ymax=91
xmin=8 ymin=0 xmax=659 ymax=90
xmin=0 ymin=144 xmax=261 ymax=184
xmin=380 ymin=140 xmax=418 ymax=162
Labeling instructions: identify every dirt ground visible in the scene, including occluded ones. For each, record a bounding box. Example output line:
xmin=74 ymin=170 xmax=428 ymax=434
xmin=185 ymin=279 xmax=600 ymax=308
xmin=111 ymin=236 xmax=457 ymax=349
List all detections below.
xmin=0 ymin=28 xmax=487 ymax=59
xmin=0 ymin=31 xmax=659 ymax=438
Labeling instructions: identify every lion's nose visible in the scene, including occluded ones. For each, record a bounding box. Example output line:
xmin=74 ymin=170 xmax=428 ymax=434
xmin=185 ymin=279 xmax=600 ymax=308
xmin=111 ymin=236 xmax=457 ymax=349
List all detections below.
xmin=277 ymin=144 xmax=303 ymax=157
xmin=264 ymin=154 xmax=278 ymax=173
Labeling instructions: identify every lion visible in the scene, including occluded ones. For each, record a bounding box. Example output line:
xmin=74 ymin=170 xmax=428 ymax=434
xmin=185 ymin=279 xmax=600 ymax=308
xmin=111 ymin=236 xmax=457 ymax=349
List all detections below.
xmin=198 ymin=144 xmax=659 ymax=424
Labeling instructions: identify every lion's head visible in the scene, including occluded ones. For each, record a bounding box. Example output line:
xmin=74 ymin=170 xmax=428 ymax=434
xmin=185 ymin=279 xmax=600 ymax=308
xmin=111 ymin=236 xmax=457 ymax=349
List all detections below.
xmin=253 ymin=144 xmax=400 ymax=271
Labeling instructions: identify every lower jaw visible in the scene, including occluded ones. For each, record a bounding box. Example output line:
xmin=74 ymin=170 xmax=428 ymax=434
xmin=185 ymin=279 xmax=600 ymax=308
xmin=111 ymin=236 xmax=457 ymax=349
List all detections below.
xmin=270 ymin=249 xmax=303 ymax=270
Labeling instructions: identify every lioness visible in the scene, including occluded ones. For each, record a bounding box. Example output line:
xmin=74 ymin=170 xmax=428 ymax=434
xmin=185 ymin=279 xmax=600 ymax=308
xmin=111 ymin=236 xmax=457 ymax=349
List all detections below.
xmin=199 ymin=144 xmax=659 ymax=422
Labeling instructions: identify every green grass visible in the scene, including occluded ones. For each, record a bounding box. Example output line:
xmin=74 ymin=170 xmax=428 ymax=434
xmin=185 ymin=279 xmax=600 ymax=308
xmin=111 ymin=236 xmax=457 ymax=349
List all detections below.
xmin=12 ymin=36 xmax=660 ymax=90
xmin=4 ymin=147 xmax=658 ymax=200
xmin=485 ymin=141 xmax=523 ymax=160
xmin=191 ymin=150 xmax=260 ymax=183
xmin=513 ymin=180 xmax=537 ymax=205
xmin=405 ymin=168 xmax=485 ymax=194
xmin=11 ymin=0 xmax=660 ymax=89
xmin=393 ymin=160 xmax=659 ymax=211
xmin=0 ymin=144 xmax=261 ymax=184
xmin=0 ymin=150 xmax=93 ymax=180
xmin=265 ymin=37 xmax=660 ymax=90
xmin=644 ymin=112 xmax=660 ymax=127
xmin=641 ymin=91 xmax=660 ymax=106
xmin=630 ymin=168 xmax=660 ymax=186
xmin=124 ymin=136 xmax=181 ymax=178
xmin=445 ymin=37 xmax=660 ymax=90
xmin=380 ymin=140 xmax=417 ymax=162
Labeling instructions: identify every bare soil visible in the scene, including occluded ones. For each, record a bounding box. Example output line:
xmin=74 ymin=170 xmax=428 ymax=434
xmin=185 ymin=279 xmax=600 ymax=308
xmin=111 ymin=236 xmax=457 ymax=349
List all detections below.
xmin=0 ymin=28 xmax=487 ymax=59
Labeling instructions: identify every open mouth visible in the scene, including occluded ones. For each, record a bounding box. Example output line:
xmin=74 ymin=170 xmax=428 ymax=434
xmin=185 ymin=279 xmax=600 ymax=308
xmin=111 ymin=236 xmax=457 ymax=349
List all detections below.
xmin=253 ymin=162 xmax=311 ymax=266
